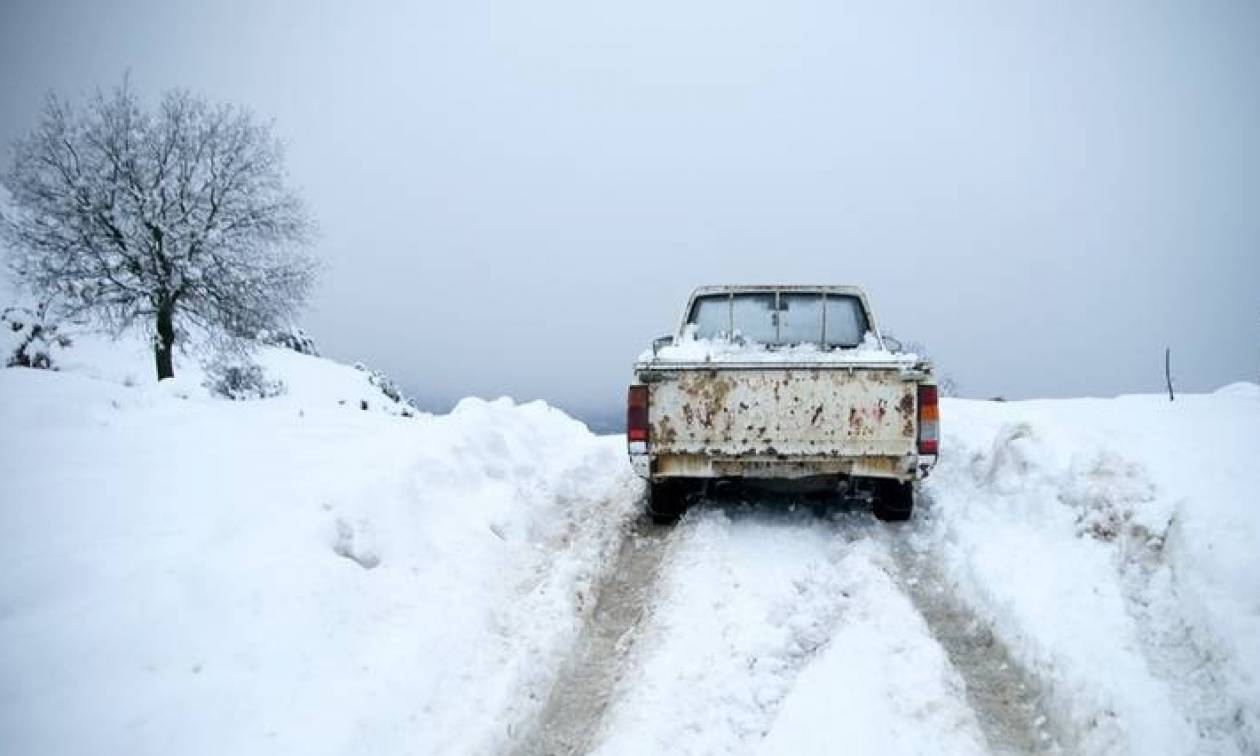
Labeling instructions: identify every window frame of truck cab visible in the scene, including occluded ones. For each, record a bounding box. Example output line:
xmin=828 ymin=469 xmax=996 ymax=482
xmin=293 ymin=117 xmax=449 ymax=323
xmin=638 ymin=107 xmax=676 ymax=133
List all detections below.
xmin=684 ymin=288 xmax=872 ymax=348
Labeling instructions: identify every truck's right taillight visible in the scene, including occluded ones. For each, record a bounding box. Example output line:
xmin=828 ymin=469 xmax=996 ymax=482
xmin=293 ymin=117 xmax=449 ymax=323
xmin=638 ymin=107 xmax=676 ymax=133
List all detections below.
xmin=918 ymin=384 xmax=939 ymax=455
xmin=627 ymin=385 xmax=649 ymax=442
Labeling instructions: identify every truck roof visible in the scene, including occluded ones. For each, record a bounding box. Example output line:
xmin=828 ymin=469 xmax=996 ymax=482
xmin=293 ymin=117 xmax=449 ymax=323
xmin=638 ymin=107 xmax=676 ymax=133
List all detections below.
xmin=688 ymin=284 xmax=868 ymax=297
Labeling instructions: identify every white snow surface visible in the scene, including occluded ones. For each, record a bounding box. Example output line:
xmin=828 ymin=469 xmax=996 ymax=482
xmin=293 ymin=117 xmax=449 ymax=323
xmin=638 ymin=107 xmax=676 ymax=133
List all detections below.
xmin=640 ymin=330 xmax=921 ymax=366
xmin=2 ymin=323 xmax=1257 ymax=756
xmin=0 ymin=332 xmax=641 ymax=755
xmin=591 ymin=512 xmax=986 ymax=756
xmin=919 ymin=385 xmax=1260 ymax=754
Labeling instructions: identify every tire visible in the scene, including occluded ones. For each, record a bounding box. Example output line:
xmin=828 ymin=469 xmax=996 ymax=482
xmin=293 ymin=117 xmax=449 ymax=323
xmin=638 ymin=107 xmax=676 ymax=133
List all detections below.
xmin=872 ymin=479 xmax=914 ymax=522
xmin=647 ymin=480 xmax=688 ymax=525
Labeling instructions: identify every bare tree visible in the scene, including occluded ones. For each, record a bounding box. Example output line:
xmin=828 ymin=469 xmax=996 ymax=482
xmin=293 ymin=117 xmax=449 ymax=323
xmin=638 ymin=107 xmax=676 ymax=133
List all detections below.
xmin=0 ymin=81 xmax=315 ymax=380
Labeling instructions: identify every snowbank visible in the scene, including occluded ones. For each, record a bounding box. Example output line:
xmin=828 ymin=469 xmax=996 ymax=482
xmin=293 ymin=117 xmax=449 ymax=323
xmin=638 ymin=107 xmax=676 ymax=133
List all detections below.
xmin=0 ymin=334 xmax=641 ymax=755
xmin=918 ymin=385 xmax=1260 ymax=754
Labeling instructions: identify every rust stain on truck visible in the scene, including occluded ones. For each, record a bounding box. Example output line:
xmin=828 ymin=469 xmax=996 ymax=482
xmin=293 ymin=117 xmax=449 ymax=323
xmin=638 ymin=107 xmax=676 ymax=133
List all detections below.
xmin=653 ymin=415 xmax=679 ymax=445
xmin=897 ymin=391 xmax=916 ymax=437
xmin=679 ymin=373 xmax=736 ymax=431
xmin=653 ymin=368 xmax=918 ymax=458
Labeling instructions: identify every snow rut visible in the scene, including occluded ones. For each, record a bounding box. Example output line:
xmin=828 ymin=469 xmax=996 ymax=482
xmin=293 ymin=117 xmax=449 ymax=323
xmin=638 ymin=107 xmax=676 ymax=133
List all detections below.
xmin=512 ymin=516 xmax=673 ymax=756
xmin=1119 ymin=552 xmax=1259 ymax=754
xmin=514 ymin=494 xmax=1065 ymax=755
xmin=589 ymin=506 xmax=860 ymax=755
xmin=880 ymin=524 xmax=1062 ymax=754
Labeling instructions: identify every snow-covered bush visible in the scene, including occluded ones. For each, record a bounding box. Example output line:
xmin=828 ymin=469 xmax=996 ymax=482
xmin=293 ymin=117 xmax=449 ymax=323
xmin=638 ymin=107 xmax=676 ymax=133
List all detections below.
xmin=203 ymin=354 xmax=285 ymax=400
xmin=257 ymin=326 xmax=319 ymax=356
xmin=2 ymin=304 xmax=71 ymax=369
xmin=352 ymin=361 xmax=419 ymax=416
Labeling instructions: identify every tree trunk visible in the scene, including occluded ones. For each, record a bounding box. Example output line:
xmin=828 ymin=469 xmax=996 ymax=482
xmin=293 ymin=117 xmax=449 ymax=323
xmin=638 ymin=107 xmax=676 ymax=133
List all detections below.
xmin=154 ymin=301 xmax=176 ymax=380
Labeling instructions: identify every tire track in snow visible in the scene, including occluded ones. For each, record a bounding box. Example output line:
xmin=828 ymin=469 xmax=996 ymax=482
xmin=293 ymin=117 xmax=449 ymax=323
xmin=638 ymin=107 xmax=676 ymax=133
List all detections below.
xmin=589 ymin=503 xmax=863 ymax=755
xmin=514 ymin=492 xmax=1063 ymax=756
xmin=1119 ymin=550 xmax=1259 ymax=754
xmin=511 ymin=515 xmax=673 ymax=756
xmin=877 ymin=517 xmax=1063 ymax=755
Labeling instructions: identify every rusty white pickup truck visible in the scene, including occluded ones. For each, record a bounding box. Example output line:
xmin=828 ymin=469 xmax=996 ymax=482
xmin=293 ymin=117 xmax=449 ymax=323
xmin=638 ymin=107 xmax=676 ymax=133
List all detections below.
xmin=627 ymin=285 xmax=938 ymax=523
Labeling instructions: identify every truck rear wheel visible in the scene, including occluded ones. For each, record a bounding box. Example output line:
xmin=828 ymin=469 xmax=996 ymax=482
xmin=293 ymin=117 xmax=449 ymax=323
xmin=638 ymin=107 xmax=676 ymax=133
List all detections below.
xmin=872 ymin=479 xmax=914 ymax=522
xmin=647 ymin=480 xmax=688 ymax=525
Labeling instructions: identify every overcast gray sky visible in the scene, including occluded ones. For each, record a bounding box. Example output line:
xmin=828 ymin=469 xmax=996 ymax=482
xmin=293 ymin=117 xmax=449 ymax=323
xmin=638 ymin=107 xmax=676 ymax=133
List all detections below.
xmin=2 ymin=0 xmax=1257 ymax=419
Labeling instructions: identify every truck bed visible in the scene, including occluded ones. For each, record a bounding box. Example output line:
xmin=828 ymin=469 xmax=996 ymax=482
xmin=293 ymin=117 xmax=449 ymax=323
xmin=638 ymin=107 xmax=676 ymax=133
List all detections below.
xmin=639 ymin=362 xmax=925 ymax=480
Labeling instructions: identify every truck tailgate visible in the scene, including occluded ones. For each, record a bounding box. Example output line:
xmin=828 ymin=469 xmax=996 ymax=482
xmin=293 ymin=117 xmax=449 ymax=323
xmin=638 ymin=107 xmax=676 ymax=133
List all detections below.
xmin=648 ymin=367 xmax=917 ymax=458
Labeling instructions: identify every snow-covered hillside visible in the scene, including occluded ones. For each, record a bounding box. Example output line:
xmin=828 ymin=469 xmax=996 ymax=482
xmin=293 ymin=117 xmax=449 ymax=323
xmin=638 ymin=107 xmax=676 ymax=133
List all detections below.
xmin=1 ymin=331 xmax=1256 ymax=756
xmin=0 ymin=335 xmax=642 ymax=755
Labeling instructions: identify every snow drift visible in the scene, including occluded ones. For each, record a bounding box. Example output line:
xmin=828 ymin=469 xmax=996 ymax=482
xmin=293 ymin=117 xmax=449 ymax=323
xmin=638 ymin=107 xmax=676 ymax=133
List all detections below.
xmin=0 ymin=333 xmax=641 ymax=755
xmin=919 ymin=386 xmax=1260 ymax=754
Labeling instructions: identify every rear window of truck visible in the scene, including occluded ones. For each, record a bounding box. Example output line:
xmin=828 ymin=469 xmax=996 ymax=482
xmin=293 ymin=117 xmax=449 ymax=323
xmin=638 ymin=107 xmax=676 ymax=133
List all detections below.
xmin=687 ymin=292 xmax=870 ymax=348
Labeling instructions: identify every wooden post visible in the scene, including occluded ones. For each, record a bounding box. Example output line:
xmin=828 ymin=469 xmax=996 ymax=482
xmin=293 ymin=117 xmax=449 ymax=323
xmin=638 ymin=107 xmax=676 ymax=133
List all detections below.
xmin=1165 ymin=347 xmax=1175 ymax=402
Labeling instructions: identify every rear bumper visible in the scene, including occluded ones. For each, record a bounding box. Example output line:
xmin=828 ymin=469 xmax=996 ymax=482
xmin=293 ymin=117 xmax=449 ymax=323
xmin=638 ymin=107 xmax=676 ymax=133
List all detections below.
xmin=628 ymin=449 xmax=935 ymax=483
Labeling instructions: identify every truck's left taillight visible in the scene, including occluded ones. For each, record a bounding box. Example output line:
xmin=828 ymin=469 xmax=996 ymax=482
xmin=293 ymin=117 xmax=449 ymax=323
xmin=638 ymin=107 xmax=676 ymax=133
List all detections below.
xmin=627 ymin=385 xmax=649 ymax=442
xmin=917 ymin=384 xmax=939 ymax=455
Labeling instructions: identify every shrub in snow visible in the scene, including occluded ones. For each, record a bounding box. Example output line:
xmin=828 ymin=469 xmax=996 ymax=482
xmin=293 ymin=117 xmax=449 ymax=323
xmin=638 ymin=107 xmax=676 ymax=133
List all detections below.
xmin=2 ymin=304 xmax=71 ymax=369
xmin=203 ymin=354 xmax=285 ymax=400
xmin=257 ymin=327 xmax=319 ymax=357
xmin=352 ymin=361 xmax=420 ymax=417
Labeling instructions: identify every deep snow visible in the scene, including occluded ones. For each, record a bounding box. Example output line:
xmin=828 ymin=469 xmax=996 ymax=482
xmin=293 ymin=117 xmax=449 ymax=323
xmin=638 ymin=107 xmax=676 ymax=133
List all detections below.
xmin=2 ymin=328 xmax=1256 ymax=756
xmin=0 ymin=334 xmax=642 ymax=755
xmin=919 ymin=386 xmax=1260 ymax=755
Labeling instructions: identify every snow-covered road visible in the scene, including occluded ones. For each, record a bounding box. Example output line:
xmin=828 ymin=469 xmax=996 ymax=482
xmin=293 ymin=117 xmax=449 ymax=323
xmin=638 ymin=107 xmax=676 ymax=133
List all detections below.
xmin=516 ymin=492 xmax=1059 ymax=756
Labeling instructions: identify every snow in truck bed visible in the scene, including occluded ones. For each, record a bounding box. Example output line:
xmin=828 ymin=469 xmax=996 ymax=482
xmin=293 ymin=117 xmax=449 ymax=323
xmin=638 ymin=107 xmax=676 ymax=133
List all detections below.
xmin=639 ymin=331 xmax=923 ymax=367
